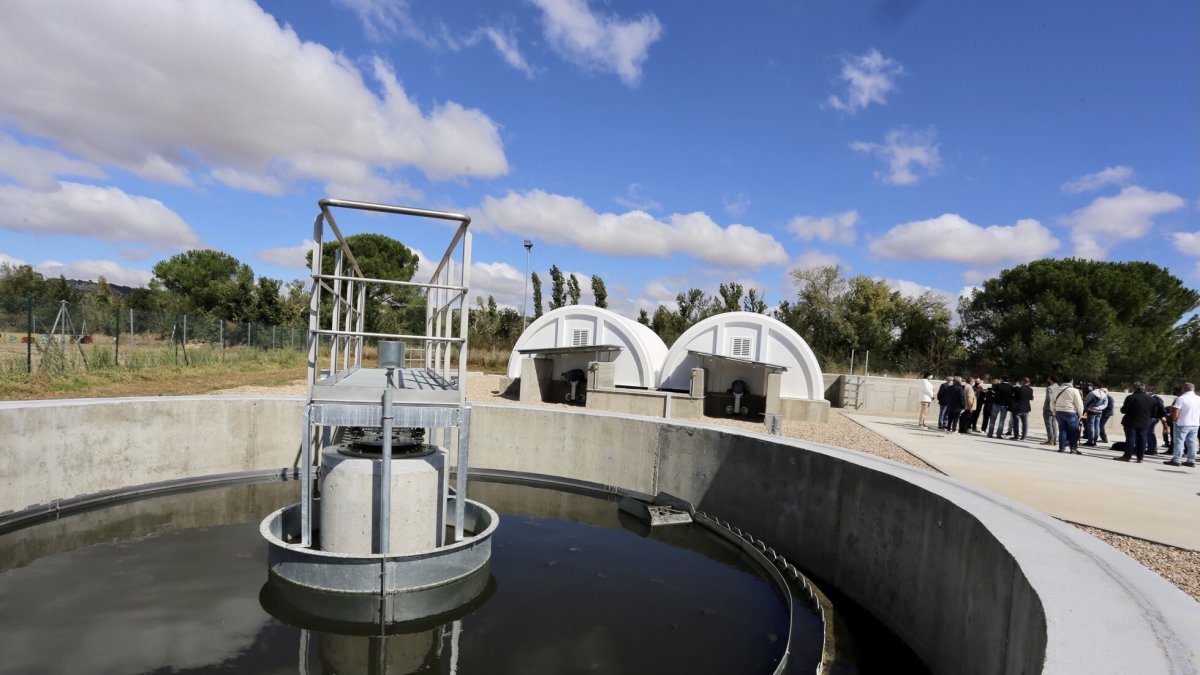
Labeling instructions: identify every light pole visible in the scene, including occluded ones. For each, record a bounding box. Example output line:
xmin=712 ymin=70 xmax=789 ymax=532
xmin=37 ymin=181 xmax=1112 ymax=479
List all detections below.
xmin=522 ymin=240 xmax=533 ymax=328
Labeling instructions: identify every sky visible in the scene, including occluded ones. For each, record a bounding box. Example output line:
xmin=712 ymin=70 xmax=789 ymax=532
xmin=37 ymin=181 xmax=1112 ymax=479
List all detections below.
xmin=0 ymin=0 xmax=1197 ymax=321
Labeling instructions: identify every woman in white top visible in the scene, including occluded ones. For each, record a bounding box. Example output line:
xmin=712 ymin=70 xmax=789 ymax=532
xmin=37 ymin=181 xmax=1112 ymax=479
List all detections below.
xmin=918 ymin=372 xmax=936 ymax=429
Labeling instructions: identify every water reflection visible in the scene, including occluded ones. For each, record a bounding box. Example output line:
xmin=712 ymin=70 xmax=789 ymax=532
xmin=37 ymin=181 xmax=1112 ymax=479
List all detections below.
xmin=0 ymin=479 xmax=794 ymax=675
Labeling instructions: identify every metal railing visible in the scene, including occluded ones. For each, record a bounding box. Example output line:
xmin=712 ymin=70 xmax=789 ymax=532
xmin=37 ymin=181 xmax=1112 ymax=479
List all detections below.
xmin=306 ymin=199 xmax=472 ymax=400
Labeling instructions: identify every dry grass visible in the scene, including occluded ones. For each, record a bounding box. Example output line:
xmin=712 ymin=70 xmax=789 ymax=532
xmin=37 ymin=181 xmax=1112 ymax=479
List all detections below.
xmin=0 ymin=349 xmax=306 ymax=400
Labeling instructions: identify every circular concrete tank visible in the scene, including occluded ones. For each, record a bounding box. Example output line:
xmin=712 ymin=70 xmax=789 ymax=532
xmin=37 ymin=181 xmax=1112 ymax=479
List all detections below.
xmin=319 ymin=447 xmax=443 ymax=555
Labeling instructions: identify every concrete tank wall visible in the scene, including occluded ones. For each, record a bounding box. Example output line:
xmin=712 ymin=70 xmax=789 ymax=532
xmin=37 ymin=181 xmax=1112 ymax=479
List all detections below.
xmin=0 ymin=397 xmax=1197 ymax=675
xmin=0 ymin=396 xmax=303 ymax=516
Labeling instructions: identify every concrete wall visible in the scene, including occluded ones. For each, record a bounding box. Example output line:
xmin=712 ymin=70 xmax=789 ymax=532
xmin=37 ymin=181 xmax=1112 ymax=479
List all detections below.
xmin=0 ymin=396 xmax=303 ymax=516
xmin=825 ymin=374 xmax=1174 ymax=429
xmin=1 ymin=397 xmax=1197 ymax=674
xmin=464 ymin=405 xmax=1200 ymax=675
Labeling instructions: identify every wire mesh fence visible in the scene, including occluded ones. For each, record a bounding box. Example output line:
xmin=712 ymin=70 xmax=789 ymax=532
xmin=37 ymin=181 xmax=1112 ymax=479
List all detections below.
xmin=0 ymin=296 xmax=306 ymax=375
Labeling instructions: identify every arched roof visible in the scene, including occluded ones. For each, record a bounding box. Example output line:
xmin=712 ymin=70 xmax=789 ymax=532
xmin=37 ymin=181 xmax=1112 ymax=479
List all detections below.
xmin=506 ymin=306 xmax=668 ymax=388
xmin=658 ymin=312 xmax=824 ymax=399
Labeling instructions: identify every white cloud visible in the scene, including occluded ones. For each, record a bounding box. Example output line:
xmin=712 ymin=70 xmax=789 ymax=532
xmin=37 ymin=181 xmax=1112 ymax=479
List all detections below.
xmin=530 ymin=0 xmax=663 ymax=86
xmin=723 ymin=192 xmax=751 ymax=217
xmin=787 ymin=210 xmax=859 ymax=244
xmin=0 ymin=252 xmax=151 ymax=287
xmin=0 ymin=133 xmax=106 ymax=190
xmin=483 ymin=26 xmax=536 ymax=77
xmin=790 ymin=250 xmax=843 ymax=273
xmin=0 ymin=182 xmax=201 ymax=251
xmin=0 ymin=0 xmax=508 ymax=198
xmin=1061 ymin=186 xmax=1186 ymax=259
xmin=870 ymin=213 xmax=1059 ymax=266
xmin=476 ymin=190 xmax=788 ymax=269
xmin=413 ymin=248 xmax=530 ymax=312
xmin=614 ymin=183 xmax=661 ymax=212
xmin=851 ymin=127 xmax=942 ymax=186
xmin=332 ymin=0 xmax=437 ymax=46
xmin=1061 ymin=165 xmax=1135 ymax=194
xmin=257 ymin=240 xmax=315 ymax=270
xmin=34 ymin=259 xmax=153 ymax=287
xmin=826 ymin=49 xmax=904 ymax=114
xmin=1172 ymin=231 xmax=1200 ymax=257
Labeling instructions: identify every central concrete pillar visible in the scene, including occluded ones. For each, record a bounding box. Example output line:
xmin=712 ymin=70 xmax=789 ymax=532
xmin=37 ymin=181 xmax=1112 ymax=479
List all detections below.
xmin=319 ymin=448 xmax=444 ymax=555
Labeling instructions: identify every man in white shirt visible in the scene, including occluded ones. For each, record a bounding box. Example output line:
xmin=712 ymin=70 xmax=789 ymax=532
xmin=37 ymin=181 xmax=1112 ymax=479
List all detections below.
xmin=918 ymin=372 xmax=935 ymax=429
xmin=1165 ymin=382 xmax=1199 ymax=468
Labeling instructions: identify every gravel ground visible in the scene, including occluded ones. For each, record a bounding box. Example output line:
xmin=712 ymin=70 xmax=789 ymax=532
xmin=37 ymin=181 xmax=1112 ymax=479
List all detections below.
xmin=211 ymin=372 xmax=1200 ymax=603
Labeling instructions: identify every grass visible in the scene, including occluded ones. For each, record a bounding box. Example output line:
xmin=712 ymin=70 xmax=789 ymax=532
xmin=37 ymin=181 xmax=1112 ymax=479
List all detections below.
xmin=1 ymin=342 xmax=511 ymax=400
xmin=0 ymin=347 xmax=308 ymax=400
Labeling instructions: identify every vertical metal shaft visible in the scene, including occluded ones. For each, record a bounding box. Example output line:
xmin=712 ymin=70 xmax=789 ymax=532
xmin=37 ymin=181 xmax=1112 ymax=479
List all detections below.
xmin=380 ymin=387 xmax=393 ymax=555
xmin=454 ymin=404 xmax=471 ymax=542
xmin=300 ymin=406 xmax=313 ymax=547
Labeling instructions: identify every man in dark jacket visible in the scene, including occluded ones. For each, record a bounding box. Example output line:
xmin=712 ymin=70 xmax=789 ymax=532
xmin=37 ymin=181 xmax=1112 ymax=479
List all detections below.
xmin=988 ymin=377 xmax=1014 ymax=438
xmin=1011 ymin=377 xmax=1034 ymax=441
xmin=944 ymin=376 xmax=966 ymax=434
xmin=1116 ymin=383 xmax=1156 ymax=463
xmin=936 ymin=376 xmax=952 ymax=429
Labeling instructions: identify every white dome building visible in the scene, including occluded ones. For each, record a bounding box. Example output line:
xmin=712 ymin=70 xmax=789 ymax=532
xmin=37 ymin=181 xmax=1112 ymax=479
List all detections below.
xmin=658 ymin=312 xmax=827 ymax=421
xmin=506 ymin=306 xmax=668 ymax=390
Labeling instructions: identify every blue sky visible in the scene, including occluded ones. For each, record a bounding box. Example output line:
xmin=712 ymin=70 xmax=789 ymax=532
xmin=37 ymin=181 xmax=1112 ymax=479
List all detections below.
xmin=1 ymin=0 xmax=1197 ymax=320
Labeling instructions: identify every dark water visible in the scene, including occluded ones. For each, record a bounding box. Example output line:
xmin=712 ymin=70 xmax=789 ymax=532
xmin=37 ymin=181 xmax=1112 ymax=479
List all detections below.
xmin=0 ymin=479 xmax=801 ymax=674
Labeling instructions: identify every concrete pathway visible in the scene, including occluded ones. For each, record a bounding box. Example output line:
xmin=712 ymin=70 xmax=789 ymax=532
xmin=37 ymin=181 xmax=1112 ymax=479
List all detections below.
xmin=848 ymin=414 xmax=1200 ymax=551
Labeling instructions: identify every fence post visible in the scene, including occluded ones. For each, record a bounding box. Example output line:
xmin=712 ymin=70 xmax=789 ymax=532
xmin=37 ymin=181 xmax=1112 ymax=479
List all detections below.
xmin=114 ymin=305 xmax=120 ymax=367
xmin=219 ymin=320 xmax=224 ymax=349
xmin=183 ymin=314 xmax=188 ymax=349
xmin=26 ymin=298 xmax=33 ymax=374
xmin=247 ymin=322 xmax=251 ymax=348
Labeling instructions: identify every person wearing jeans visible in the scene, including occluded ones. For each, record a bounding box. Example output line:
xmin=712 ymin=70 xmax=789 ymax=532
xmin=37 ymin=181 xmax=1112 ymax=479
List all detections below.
xmin=988 ymin=377 xmax=1014 ymax=438
xmin=1165 ymin=382 xmax=1199 ymax=468
xmin=1041 ymin=376 xmax=1059 ymax=445
xmin=1051 ymin=376 xmax=1084 ymax=454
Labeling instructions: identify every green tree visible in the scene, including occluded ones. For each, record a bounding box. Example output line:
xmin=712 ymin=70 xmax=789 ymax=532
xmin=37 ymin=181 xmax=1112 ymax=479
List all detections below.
xmin=650 ymin=305 xmax=682 ymax=344
xmin=0 ymin=263 xmax=47 ymax=302
xmin=44 ymin=275 xmax=80 ymax=304
xmin=153 ymin=249 xmax=254 ymax=318
xmin=743 ymin=288 xmax=767 ymax=314
xmin=774 ymin=265 xmax=854 ymax=362
xmin=842 ymin=276 xmax=903 ymax=355
xmin=717 ymin=282 xmax=743 ymax=313
xmin=253 ymin=277 xmax=285 ymax=325
xmin=549 ymin=265 xmax=566 ymax=310
xmin=280 ymin=279 xmax=310 ymax=327
xmin=566 ymin=273 xmax=581 ymax=305
xmin=590 ymin=274 xmax=608 ymax=308
xmin=675 ymin=288 xmax=714 ymax=328
xmin=95 ymin=276 xmax=116 ymax=306
xmin=531 ymin=271 xmax=544 ymax=319
xmin=637 ymin=308 xmax=650 ymax=325
xmin=958 ymin=259 xmax=1198 ymax=383
xmin=893 ymin=291 xmax=954 ymax=373
xmin=307 ymin=233 xmax=423 ymax=334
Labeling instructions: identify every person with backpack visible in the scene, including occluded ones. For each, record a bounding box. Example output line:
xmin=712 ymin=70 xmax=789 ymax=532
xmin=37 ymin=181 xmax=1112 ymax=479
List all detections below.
xmin=1083 ymin=382 xmax=1109 ymax=446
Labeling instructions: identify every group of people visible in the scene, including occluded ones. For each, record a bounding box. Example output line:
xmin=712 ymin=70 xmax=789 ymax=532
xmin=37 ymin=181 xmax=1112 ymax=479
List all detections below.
xmin=917 ymin=374 xmax=1199 ymax=468
xmin=917 ymin=374 xmax=1036 ymax=440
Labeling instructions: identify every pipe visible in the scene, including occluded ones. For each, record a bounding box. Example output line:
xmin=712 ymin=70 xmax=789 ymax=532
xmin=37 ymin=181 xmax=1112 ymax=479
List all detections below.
xmin=380 ymin=387 xmax=394 ymax=555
